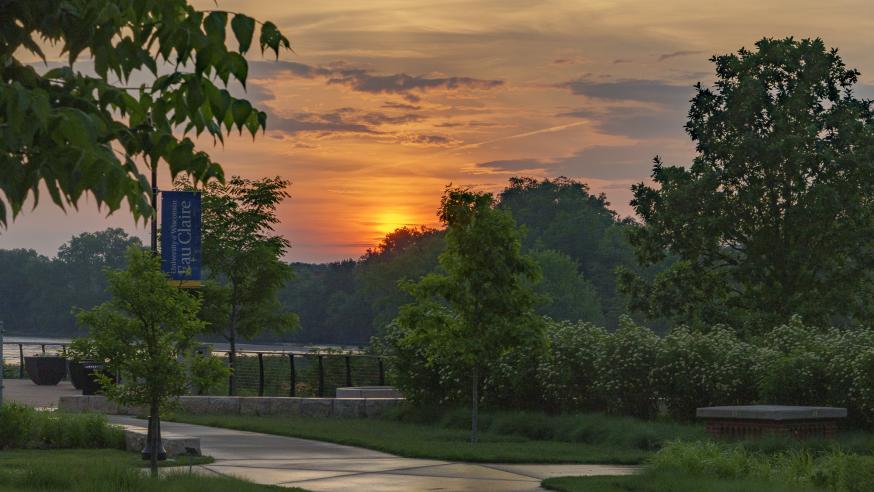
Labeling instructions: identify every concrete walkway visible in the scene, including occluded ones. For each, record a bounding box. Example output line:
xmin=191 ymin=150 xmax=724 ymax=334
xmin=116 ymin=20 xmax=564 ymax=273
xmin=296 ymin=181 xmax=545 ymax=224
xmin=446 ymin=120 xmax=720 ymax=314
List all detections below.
xmin=2 ymin=378 xmax=79 ymax=408
xmin=109 ymin=416 xmax=637 ymax=491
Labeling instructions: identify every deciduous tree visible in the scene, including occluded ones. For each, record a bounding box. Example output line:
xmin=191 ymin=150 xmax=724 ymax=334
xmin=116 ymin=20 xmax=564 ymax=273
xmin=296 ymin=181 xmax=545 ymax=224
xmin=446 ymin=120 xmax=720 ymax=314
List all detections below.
xmin=184 ymin=176 xmax=298 ymax=395
xmin=76 ymin=248 xmax=207 ymax=475
xmin=620 ymin=37 xmax=874 ymax=330
xmin=391 ymin=187 xmax=542 ymax=442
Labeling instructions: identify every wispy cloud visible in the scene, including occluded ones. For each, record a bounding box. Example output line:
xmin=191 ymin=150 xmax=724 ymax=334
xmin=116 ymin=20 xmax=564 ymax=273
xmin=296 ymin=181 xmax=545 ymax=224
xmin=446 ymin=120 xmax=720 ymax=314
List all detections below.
xmin=475 ymin=144 xmax=694 ymax=180
xmin=249 ymin=60 xmax=503 ymax=102
xmin=657 ymin=50 xmax=706 ymax=62
xmin=267 ymin=107 xmax=421 ymax=136
xmin=450 ymin=121 xmax=588 ymax=151
xmin=560 ymin=78 xmax=694 ymax=106
xmin=397 ymin=133 xmax=460 ymax=147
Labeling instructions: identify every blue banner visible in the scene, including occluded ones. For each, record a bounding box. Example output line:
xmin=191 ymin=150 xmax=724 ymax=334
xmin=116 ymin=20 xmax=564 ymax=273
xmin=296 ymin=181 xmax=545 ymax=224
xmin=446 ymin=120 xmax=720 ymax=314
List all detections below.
xmin=161 ymin=191 xmax=201 ymax=283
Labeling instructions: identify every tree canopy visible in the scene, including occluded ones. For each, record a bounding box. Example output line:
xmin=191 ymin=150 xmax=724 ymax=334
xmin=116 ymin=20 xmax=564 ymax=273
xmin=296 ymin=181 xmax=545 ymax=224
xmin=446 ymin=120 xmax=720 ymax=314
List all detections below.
xmin=0 ymin=0 xmax=290 ymax=226
xmin=621 ymin=37 xmax=874 ymax=330
xmin=497 ymin=176 xmax=640 ymax=324
xmin=0 ymin=228 xmax=141 ymax=336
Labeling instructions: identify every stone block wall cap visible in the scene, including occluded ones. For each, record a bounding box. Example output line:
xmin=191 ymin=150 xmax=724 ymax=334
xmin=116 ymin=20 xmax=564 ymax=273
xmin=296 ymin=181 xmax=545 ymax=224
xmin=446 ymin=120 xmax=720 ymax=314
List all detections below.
xmin=696 ymin=405 xmax=848 ymax=420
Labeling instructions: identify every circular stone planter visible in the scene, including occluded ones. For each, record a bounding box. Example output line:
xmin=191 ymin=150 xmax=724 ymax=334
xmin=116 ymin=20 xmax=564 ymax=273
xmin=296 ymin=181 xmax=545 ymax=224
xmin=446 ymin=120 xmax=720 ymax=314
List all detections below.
xmin=24 ymin=356 xmax=67 ymax=385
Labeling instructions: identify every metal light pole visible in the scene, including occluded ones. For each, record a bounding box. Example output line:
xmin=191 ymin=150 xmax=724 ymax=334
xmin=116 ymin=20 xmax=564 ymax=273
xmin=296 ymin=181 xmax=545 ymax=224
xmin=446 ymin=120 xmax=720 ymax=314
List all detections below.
xmin=142 ymin=160 xmax=166 ymax=462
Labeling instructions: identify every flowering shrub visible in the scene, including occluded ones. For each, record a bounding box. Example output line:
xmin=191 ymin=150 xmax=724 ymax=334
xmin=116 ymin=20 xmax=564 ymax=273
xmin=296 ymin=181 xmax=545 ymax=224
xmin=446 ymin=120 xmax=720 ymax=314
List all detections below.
xmin=483 ymin=341 xmax=546 ymax=410
xmin=537 ymin=319 xmax=608 ymax=412
xmin=377 ymin=306 xmax=468 ymax=406
xmin=378 ymin=309 xmax=874 ymax=426
xmin=654 ymin=325 xmax=760 ymax=420
xmin=849 ymin=349 xmax=874 ymax=425
xmin=594 ymin=316 xmax=660 ymax=419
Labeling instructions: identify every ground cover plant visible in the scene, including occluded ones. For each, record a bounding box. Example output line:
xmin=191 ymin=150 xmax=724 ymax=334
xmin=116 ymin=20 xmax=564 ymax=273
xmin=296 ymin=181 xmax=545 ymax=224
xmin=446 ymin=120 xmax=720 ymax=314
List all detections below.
xmin=0 ymin=449 xmax=295 ymax=492
xmin=0 ymin=403 xmax=124 ymax=450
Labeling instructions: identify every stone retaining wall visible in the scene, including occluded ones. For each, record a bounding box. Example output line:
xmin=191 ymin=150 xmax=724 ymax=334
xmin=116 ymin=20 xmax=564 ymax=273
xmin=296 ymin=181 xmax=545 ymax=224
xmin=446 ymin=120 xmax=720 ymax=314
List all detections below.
xmin=58 ymin=395 xmax=403 ymax=418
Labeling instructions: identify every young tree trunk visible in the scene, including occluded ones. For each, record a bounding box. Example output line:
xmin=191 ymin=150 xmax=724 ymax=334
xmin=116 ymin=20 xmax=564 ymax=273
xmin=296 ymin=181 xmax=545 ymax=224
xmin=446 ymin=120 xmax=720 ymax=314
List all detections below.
xmin=471 ymin=364 xmax=479 ymax=444
xmin=228 ymin=327 xmax=237 ymax=396
xmin=149 ymin=397 xmax=160 ymax=476
xmin=227 ymin=299 xmax=238 ymax=396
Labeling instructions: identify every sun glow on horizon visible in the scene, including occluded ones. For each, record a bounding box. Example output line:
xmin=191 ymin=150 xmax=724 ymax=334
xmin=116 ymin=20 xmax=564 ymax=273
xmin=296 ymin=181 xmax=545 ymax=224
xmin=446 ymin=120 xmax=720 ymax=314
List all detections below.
xmin=374 ymin=210 xmax=415 ymax=237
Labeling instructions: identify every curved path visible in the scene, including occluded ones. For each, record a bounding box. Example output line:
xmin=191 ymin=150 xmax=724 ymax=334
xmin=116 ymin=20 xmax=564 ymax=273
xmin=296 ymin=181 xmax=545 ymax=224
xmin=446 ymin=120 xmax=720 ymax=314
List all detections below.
xmin=109 ymin=416 xmax=637 ymax=491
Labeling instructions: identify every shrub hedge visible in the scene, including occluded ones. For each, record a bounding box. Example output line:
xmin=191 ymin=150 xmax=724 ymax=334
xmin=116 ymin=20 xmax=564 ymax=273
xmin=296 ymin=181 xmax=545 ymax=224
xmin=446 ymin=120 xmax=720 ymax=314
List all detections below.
xmin=382 ymin=315 xmax=874 ymax=426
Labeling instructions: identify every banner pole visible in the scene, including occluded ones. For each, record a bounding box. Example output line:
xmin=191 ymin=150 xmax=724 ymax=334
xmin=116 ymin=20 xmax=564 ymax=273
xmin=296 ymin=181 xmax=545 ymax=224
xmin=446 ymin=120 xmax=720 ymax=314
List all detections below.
xmin=151 ymin=160 xmax=158 ymax=255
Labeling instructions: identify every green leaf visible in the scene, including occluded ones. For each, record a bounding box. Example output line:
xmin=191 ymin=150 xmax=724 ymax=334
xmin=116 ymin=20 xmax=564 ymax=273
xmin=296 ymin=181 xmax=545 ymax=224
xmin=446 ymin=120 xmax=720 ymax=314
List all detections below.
xmin=257 ymin=111 xmax=267 ymax=131
xmin=207 ymin=86 xmax=232 ymax=126
xmin=204 ymin=11 xmax=228 ymax=44
xmin=231 ymin=99 xmax=252 ymax=132
xmin=259 ymin=21 xmax=278 ymax=57
xmin=185 ymin=77 xmax=204 ymax=114
xmin=31 ymin=89 xmax=50 ymax=128
xmin=225 ymin=53 xmax=248 ymax=88
xmin=245 ymin=111 xmax=260 ymax=139
xmin=231 ymin=14 xmax=256 ymax=54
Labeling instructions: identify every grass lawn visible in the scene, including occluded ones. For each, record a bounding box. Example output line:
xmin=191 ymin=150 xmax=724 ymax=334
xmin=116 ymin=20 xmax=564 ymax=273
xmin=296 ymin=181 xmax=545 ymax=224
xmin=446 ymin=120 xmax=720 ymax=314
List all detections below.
xmin=0 ymin=449 xmax=302 ymax=492
xmin=169 ymin=410 xmax=707 ymax=464
xmin=540 ymin=470 xmax=819 ymax=492
xmin=542 ymin=437 xmax=874 ymax=492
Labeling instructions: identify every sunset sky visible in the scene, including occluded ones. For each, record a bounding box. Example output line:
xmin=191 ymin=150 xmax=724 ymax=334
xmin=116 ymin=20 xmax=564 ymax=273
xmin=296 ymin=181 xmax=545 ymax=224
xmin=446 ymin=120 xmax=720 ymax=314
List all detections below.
xmin=4 ymin=0 xmax=874 ymax=262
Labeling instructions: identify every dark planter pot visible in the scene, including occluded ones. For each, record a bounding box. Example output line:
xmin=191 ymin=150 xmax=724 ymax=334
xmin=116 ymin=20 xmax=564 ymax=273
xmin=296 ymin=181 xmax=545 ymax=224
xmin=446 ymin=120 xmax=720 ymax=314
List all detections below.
xmin=24 ymin=356 xmax=67 ymax=386
xmin=68 ymin=361 xmax=90 ymax=390
xmin=80 ymin=361 xmax=110 ymax=395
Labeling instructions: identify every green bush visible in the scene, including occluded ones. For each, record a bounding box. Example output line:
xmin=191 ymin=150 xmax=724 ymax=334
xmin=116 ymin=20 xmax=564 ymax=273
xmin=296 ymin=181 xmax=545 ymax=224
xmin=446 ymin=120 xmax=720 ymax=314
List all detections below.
xmin=377 ymin=311 xmax=468 ymax=406
xmin=654 ymin=325 xmax=759 ymax=420
xmin=755 ymin=318 xmax=874 ymax=426
xmin=595 ymin=316 xmax=659 ymax=419
xmin=0 ymin=404 xmax=124 ymax=450
xmin=482 ymin=338 xmax=546 ymax=410
xmin=188 ymin=351 xmax=230 ymax=396
xmin=758 ymin=318 xmax=833 ymax=406
xmin=379 ymin=311 xmax=874 ymax=425
xmin=538 ymin=320 xmax=607 ymax=412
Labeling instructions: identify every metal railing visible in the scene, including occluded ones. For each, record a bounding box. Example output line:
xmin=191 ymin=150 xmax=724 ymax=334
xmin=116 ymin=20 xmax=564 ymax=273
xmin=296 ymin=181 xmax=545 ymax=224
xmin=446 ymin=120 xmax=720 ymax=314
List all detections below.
xmin=213 ymin=351 xmax=388 ymax=397
xmin=1 ymin=340 xmax=390 ymax=397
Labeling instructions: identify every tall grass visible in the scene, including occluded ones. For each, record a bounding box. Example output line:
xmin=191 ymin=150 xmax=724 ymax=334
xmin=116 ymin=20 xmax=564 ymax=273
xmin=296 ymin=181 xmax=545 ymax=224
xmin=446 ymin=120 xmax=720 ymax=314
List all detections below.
xmin=0 ymin=403 xmax=124 ymax=450
xmin=385 ymin=406 xmax=708 ymax=451
xmin=650 ymin=441 xmax=874 ymax=491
